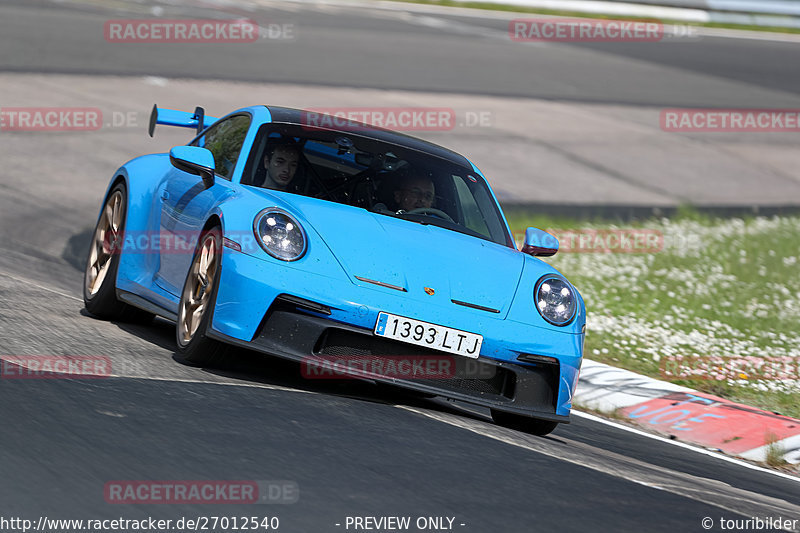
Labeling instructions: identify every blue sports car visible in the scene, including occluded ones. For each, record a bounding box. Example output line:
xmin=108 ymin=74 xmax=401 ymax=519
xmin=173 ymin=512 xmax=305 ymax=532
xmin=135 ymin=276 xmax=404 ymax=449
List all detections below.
xmin=83 ymin=104 xmax=585 ymax=435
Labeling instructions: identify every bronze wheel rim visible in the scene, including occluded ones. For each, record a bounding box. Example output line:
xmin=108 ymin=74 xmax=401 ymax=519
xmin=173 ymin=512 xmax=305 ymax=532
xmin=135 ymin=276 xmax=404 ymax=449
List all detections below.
xmin=85 ymin=190 xmax=123 ymax=297
xmin=177 ymin=233 xmax=219 ymax=346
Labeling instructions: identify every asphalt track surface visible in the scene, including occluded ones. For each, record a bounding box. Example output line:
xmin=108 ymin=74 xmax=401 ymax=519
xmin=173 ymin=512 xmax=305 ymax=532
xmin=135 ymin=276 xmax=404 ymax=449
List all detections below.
xmin=3 ymin=0 xmax=800 ymax=107
xmin=1 ymin=1 xmax=800 ymax=532
xmin=3 ymin=0 xmax=800 ymax=210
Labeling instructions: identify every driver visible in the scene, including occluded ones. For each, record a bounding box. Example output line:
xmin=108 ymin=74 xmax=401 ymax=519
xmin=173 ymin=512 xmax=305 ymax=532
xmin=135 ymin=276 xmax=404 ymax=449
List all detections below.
xmin=258 ymin=143 xmax=300 ymax=190
xmin=394 ymin=175 xmax=435 ymax=212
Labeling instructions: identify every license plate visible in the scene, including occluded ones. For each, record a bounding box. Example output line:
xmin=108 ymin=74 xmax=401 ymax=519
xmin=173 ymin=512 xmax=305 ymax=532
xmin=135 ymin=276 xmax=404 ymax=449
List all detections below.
xmin=374 ymin=312 xmax=482 ymax=359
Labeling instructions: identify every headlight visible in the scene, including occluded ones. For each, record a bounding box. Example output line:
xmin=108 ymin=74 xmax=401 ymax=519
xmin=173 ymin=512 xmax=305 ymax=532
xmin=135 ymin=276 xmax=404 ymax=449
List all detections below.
xmin=253 ymin=208 xmax=307 ymax=261
xmin=534 ymin=275 xmax=577 ymax=326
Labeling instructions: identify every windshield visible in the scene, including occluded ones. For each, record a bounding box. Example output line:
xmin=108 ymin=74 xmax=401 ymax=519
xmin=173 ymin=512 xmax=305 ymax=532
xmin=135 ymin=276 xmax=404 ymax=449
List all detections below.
xmin=241 ymin=123 xmax=513 ymax=247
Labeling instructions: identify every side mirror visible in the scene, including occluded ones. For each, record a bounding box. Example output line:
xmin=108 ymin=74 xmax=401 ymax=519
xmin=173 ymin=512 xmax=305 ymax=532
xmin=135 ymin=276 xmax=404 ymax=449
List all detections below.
xmin=170 ymin=146 xmax=215 ymax=187
xmin=521 ymin=227 xmax=558 ymax=257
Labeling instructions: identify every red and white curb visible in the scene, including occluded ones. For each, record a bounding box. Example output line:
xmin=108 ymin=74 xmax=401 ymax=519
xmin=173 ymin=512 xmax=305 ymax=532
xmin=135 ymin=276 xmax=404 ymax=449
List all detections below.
xmin=574 ymin=359 xmax=800 ymax=465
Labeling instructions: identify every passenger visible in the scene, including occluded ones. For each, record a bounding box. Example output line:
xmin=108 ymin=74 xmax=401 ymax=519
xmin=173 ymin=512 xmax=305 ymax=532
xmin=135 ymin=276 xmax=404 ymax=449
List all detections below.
xmin=259 ymin=144 xmax=300 ymax=190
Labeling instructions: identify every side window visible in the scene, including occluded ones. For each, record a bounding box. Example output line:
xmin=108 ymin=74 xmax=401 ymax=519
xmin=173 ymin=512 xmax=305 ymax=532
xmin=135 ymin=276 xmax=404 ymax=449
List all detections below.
xmin=194 ymin=115 xmax=251 ymax=181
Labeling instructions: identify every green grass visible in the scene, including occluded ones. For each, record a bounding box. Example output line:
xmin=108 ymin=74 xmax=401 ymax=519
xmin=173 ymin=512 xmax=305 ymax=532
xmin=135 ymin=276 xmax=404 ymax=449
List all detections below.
xmin=506 ymin=211 xmax=800 ymax=419
xmin=765 ymin=433 xmax=788 ymax=467
xmin=391 ymin=0 xmax=800 ymax=35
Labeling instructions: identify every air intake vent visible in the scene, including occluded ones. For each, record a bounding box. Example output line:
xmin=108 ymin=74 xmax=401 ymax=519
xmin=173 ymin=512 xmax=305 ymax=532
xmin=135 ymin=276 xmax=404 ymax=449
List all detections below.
xmin=451 ymin=299 xmax=500 ymax=314
xmin=354 ymin=276 xmax=406 ymax=292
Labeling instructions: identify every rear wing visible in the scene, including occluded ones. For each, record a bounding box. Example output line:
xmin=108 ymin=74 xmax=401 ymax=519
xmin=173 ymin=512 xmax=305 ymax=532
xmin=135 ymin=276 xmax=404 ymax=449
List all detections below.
xmin=148 ymin=104 xmax=218 ymax=137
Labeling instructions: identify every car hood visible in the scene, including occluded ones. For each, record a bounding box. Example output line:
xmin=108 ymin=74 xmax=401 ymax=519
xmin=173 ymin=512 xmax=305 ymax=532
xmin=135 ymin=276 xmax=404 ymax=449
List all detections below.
xmin=276 ymin=194 xmax=525 ymax=317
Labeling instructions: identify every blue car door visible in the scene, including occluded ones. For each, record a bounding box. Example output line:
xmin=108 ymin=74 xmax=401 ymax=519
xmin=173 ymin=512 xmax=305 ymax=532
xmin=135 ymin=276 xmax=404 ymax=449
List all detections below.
xmin=155 ymin=114 xmax=252 ymax=295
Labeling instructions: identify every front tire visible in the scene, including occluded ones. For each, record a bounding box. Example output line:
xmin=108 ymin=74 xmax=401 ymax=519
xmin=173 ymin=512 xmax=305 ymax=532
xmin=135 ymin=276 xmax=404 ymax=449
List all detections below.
xmin=83 ymin=183 xmax=153 ymax=322
xmin=491 ymin=409 xmax=559 ymax=436
xmin=176 ymin=226 xmax=229 ymax=366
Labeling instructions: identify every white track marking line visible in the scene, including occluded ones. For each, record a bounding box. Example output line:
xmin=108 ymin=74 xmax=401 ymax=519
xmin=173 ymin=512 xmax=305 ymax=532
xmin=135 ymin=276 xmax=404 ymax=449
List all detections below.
xmin=107 ymin=373 xmax=319 ymax=395
xmin=397 ymin=405 xmax=800 ymax=526
xmin=0 ymin=354 xmax=319 ymax=394
xmin=572 ymin=410 xmax=800 ymax=482
xmin=0 ymin=271 xmax=82 ymax=302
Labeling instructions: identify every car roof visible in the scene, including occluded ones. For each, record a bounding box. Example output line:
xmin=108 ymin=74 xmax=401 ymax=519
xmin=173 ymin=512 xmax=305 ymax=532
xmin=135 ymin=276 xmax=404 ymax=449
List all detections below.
xmin=264 ymin=106 xmax=474 ymax=170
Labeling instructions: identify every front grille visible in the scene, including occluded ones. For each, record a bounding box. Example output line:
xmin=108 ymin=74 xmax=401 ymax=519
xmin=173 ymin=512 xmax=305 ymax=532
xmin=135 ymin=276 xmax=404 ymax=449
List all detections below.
xmin=315 ymin=328 xmax=432 ymax=357
xmin=425 ymin=375 xmax=510 ymax=396
xmin=314 ymin=328 xmax=515 ymax=398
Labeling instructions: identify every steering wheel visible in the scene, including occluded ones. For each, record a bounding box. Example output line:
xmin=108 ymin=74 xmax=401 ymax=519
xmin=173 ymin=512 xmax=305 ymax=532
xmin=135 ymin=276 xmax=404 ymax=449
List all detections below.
xmin=405 ymin=207 xmax=454 ymax=222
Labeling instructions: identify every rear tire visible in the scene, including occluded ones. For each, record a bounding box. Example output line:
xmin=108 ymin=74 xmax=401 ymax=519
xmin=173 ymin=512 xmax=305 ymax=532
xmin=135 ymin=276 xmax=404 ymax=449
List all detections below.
xmin=491 ymin=409 xmax=559 ymax=436
xmin=175 ymin=226 xmax=229 ymax=367
xmin=83 ymin=183 xmax=154 ymax=323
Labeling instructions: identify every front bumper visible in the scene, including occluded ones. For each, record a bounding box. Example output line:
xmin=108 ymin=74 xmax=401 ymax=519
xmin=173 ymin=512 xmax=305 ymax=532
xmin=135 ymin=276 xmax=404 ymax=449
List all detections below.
xmin=210 ymin=249 xmax=582 ymax=420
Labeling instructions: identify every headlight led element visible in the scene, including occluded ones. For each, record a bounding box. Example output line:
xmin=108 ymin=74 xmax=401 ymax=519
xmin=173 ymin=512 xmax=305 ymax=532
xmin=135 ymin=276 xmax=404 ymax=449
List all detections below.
xmin=254 ymin=208 xmax=307 ymax=261
xmin=534 ymin=275 xmax=577 ymax=326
